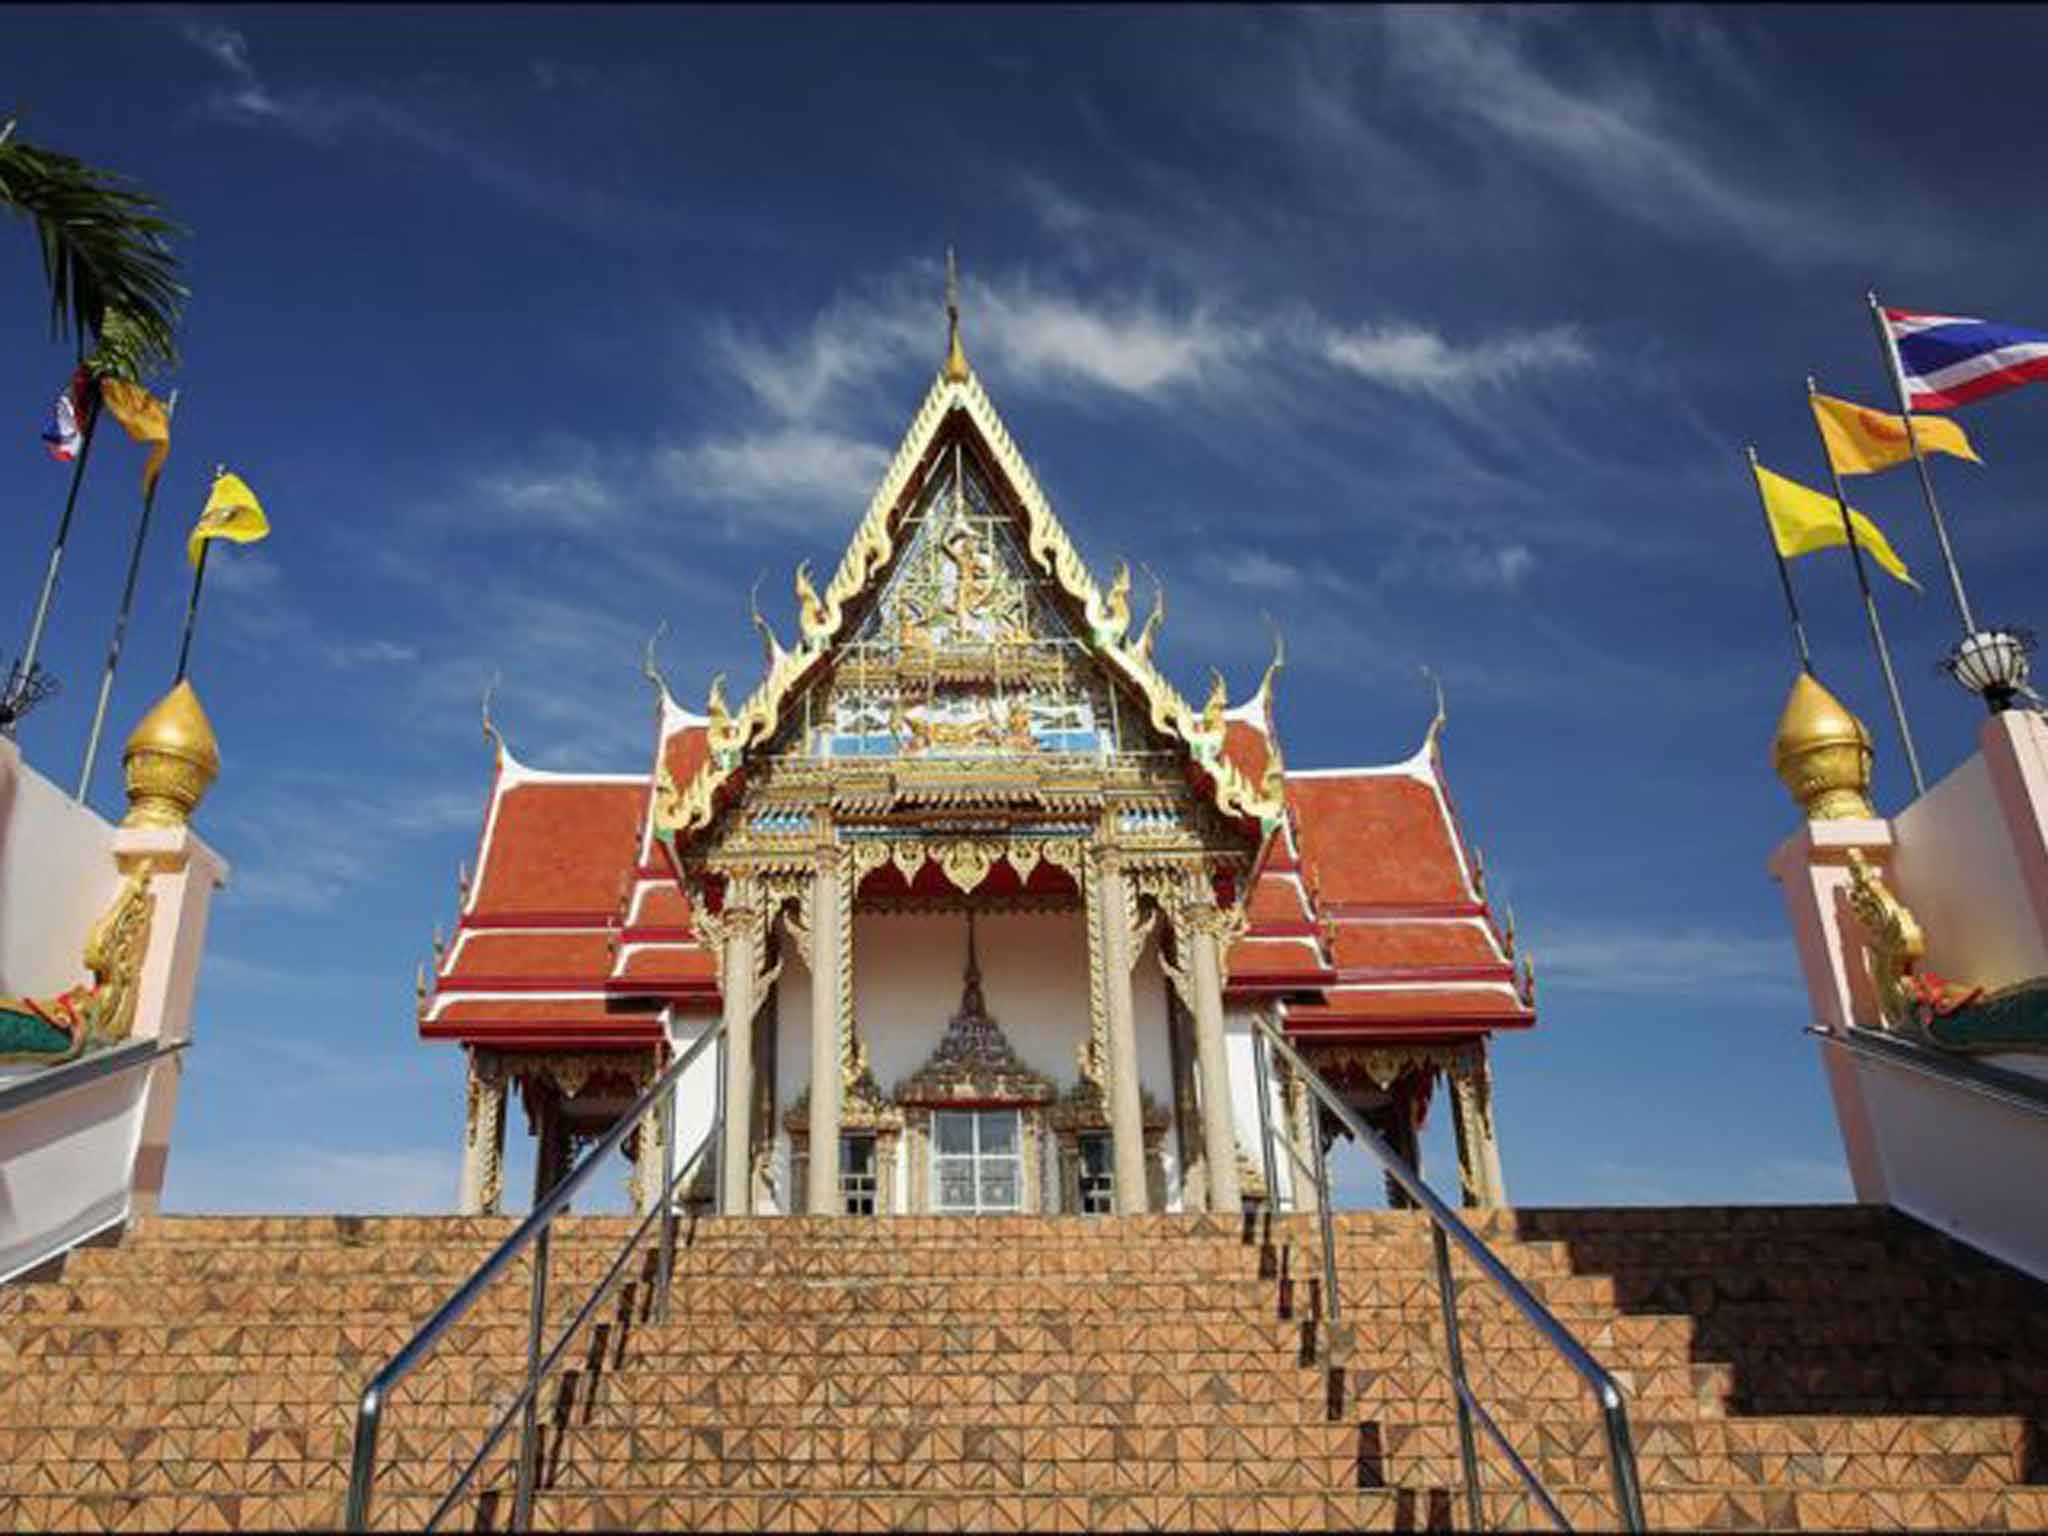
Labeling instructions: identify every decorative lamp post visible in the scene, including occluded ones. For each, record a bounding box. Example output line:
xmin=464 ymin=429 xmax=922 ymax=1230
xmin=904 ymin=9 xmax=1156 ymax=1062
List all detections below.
xmin=1942 ymin=627 xmax=2036 ymax=715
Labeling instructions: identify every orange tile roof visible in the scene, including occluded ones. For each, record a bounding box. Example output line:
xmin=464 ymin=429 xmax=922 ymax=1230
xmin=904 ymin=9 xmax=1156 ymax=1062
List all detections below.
xmin=1288 ymin=986 xmax=1532 ymax=1030
xmin=470 ymin=777 xmax=647 ymax=918
xmin=1221 ymin=719 xmax=1272 ymax=792
xmin=1287 ymin=771 xmax=1472 ymax=908
xmin=443 ymin=930 xmax=615 ymax=984
xmin=1327 ymin=922 xmax=1502 ymax=972
xmin=613 ymin=945 xmax=718 ymax=986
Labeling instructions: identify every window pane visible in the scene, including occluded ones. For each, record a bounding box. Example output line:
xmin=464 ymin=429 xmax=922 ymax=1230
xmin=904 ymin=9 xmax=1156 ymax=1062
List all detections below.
xmin=977 ymin=1111 xmax=1018 ymax=1155
xmin=936 ymin=1112 xmax=975 ymax=1156
xmin=979 ymin=1161 xmax=1019 ymax=1210
xmin=842 ymin=1135 xmax=876 ymax=1176
xmin=937 ymin=1161 xmax=976 ymax=1211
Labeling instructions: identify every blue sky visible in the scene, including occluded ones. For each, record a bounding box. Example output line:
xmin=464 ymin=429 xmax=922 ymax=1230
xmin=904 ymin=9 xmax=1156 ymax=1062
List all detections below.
xmin=7 ymin=6 xmax=2048 ymax=1213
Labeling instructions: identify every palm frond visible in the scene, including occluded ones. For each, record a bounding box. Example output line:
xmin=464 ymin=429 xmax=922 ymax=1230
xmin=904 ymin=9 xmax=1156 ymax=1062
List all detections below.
xmin=0 ymin=116 xmax=188 ymax=377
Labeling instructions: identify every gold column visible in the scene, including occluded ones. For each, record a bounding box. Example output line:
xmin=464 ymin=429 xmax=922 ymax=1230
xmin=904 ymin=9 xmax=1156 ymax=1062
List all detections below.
xmin=1092 ymin=849 xmax=1149 ymax=1214
xmin=1449 ymin=1050 xmax=1507 ymax=1209
xmin=807 ymin=847 xmax=847 ymax=1215
xmin=458 ymin=1050 xmax=506 ymax=1216
xmin=717 ymin=886 xmax=766 ymax=1216
xmin=1181 ymin=905 xmax=1243 ymax=1213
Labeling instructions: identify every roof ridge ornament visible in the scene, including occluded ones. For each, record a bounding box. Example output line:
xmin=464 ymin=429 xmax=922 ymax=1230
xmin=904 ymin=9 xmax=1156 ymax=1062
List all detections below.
xmin=1420 ymin=665 xmax=1448 ymax=756
xmin=641 ymin=620 xmax=673 ymax=706
xmin=481 ymin=672 xmax=510 ymax=766
xmin=943 ymin=246 xmax=970 ymax=383
xmin=1132 ymin=564 xmax=1166 ymax=662
xmin=749 ymin=573 xmax=788 ymax=670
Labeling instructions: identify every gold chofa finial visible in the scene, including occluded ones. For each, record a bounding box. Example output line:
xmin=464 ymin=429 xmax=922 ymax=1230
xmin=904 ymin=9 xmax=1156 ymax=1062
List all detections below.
xmin=944 ymin=246 xmax=970 ymax=382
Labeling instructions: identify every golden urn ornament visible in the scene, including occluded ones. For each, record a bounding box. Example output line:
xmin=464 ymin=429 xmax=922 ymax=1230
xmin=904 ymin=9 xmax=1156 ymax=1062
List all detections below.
xmin=121 ymin=681 xmax=220 ymax=829
xmin=1772 ymin=672 xmax=1874 ymax=822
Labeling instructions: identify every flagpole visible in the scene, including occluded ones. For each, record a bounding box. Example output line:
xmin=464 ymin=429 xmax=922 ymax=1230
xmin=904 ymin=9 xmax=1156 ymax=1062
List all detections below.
xmin=173 ymin=540 xmax=211 ymax=686
xmin=1807 ymin=377 xmax=1925 ymax=797
xmin=4 ymin=383 xmax=102 ymax=734
xmin=76 ymin=390 xmax=180 ymax=802
xmin=1746 ymin=444 xmax=1815 ymax=674
xmin=1868 ymin=290 xmax=1976 ymax=636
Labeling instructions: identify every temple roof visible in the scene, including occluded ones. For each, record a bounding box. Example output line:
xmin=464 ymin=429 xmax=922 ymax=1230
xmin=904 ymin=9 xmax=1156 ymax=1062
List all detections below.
xmin=421 ymin=705 xmax=1532 ymax=1051
xmin=650 ymin=361 xmax=1286 ymax=856
xmin=1250 ymin=726 xmax=1533 ymax=1042
xmin=420 ymin=350 xmax=1528 ymax=1055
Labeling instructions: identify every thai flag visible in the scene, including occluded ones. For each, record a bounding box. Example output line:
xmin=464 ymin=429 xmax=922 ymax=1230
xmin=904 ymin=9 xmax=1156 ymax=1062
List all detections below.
xmin=40 ymin=367 xmax=91 ymax=462
xmin=1883 ymin=308 xmax=2048 ymax=410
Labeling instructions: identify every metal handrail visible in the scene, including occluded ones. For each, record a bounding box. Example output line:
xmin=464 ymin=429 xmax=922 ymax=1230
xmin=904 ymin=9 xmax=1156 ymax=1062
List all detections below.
xmin=343 ymin=1019 xmax=725 ymax=1532
xmin=1249 ymin=1013 xmax=1647 ymax=1533
xmin=0 ymin=1036 xmax=187 ymax=1115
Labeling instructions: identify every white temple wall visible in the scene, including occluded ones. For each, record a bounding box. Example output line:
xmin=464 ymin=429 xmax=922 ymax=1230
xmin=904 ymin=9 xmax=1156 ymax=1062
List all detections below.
xmin=663 ymin=1008 xmax=727 ymax=1193
xmin=731 ymin=908 xmax=1191 ymax=1212
xmin=1891 ymin=751 xmax=2048 ymax=991
xmin=0 ymin=737 xmax=119 ymax=998
xmin=1225 ymin=1004 xmax=1294 ymax=1206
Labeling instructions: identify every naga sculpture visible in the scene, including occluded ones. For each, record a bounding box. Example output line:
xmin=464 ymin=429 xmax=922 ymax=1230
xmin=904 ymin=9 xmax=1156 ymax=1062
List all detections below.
xmin=1843 ymin=850 xmax=2048 ymax=1054
xmin=0 ymin=871 xmax=155 ymax=1064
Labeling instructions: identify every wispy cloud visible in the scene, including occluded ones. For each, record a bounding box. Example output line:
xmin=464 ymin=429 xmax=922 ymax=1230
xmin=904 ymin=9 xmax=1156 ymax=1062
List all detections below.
xmin=1531 ymin=924 xmax=1802 ymax=1001
xmin=176 ymin=20 xmax=700 ymax=245
xmin=1356 ymin=8 xmax=1940 ymax=270
xmin=215 ymin=778 xmax=482 ymax=913
xmin=655 ymin=428 xmax=890 ymax=530
xmin=1316 ymin=320 xmax=1592 ymax=398
xmin=167 ymin=1144 xmax=459 ymax=1214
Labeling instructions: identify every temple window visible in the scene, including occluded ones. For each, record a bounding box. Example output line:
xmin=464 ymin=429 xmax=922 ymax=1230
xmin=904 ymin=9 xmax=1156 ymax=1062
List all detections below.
xmin=1077 ymin=1132 xmax=1115 ymax=1215
xmin=932 ymin=1108 xmax=1022 ymax=1213
xmin=840 ymin=1133 xmax=879 ymax=1215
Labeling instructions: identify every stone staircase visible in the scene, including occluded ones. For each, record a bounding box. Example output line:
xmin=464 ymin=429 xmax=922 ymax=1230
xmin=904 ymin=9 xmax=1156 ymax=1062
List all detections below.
xmin=0 ymin=1205 xmax=2042 ymax=1532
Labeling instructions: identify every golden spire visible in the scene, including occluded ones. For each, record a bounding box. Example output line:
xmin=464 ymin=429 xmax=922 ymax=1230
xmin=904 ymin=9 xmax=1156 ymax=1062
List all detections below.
xmin=943 ymin=246 xmax=970 ymax=382
xmin=1773 ymin=671 xmax=1876 ymax=821
xmin=121 ymin=680 xmax=221 ymax=829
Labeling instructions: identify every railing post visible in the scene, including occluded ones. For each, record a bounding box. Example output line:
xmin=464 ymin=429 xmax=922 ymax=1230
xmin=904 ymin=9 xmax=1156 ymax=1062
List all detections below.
xmin=712 ymin=1030 xmax=729 ymax=1217
xmin=512 ymin=1224 xmax=550 ymax=1529
xmin=342 ymin=1386 xmax=382 ymax=1532
xmin=1311 ymin=1107 xmax=1340 ymax=1326
xmin=1432 ymin=1223 xmax=1485 ymax=1533
xmin=1251 ymin=1028 xmax=1280 ymax=1214
xmin=656 ymin=1079 xmax=678 ymax=1323
xmin=1601 ymin=1385 xmax=1649 ymax=1533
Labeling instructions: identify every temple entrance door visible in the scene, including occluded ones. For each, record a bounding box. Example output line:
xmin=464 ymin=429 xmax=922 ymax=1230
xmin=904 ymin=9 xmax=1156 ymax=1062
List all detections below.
xmin=932 ymin=1109 xmax=1022 ymax=1214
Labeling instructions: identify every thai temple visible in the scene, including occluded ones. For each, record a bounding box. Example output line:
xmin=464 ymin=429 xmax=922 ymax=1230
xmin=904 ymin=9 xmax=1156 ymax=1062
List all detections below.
xmin=419 ymin=296 xmax=1524 ymax=1226
xmin=0 ymin=289 xmax=2045 ymax=1535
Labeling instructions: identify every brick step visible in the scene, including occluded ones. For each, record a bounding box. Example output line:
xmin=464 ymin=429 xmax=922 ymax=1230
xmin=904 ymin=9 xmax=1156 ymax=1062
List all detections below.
xmin=465 ymin=1483 xmax=2048 ymax=1533
xmin=0 ymin=1320 xmax=1707 ymax=1365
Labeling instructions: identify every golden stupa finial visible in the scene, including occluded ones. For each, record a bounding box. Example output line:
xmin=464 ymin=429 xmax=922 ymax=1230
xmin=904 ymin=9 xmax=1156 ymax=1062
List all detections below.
xmin=1773 ymin=671 xmax=1876 ymax=821
xmin=121 ymin=680 xmax=221 ymax=829
xmin=943 ymin=246 xmax=970 ymax=382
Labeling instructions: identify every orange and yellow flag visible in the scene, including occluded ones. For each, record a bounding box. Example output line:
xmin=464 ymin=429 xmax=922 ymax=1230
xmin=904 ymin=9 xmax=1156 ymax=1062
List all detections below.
xmin=96 ymin=379 xmax=172 ymax=499
xmin=1811 ymin=391 xmax=1979 ymax=477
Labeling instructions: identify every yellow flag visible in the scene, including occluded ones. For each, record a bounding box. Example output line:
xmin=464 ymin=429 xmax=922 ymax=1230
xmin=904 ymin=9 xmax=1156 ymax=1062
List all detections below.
xmin=96 ymin=379 xmax=171 ymax=499
xmin=188 ymin=471 xmax=270 ymax=567
xmin=1811 ymin=392 xmax=1979 ymax=476
xmin=1754 ymin=463 xmax=1918 ymax=590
